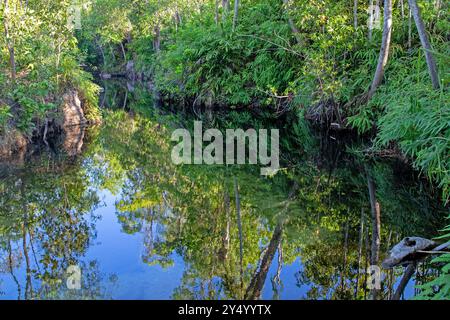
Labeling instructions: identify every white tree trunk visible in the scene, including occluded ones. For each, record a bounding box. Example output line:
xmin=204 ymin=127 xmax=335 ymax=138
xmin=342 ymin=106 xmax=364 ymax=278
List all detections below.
xmin=368 ymin=0 xmax=393 ymax=99
xmin=3 ymin=0 xmax=16 ymax=81
xmin=408 ymin=7 xmax=412 ymax=48
xmin=408 ymin=0 xmax=440 ymax=89
xmin=153 ymin=24 xmax=161 ymax=53
xmin=232 ymin=0 xmax=239 ymax=31
xmin=222 ymin=0 xmax=230 ymax=22
xmin=215 ymin=0 xmax=219 ymax=25
xmin=368 ymin=0 xmax=374 ymax=40
xmin=400 ymin=0 xmax=405 ymax=18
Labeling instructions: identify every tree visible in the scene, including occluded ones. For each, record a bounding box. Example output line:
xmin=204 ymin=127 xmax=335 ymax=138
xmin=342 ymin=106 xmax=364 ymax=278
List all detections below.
xmin=368 ymin=0 xmax=393 ymax=99
xmin=232 ymin=0 xmax=239 ymax=31
xmin=2 ymin=0 xmax=17 ymax=82
xmin=408 ymin=0 xmax=440 ymax=89
xmin=215 ymin=0 xmax=219 ymax=25
xmin=222 ymin=0 xmax=230 ymax=22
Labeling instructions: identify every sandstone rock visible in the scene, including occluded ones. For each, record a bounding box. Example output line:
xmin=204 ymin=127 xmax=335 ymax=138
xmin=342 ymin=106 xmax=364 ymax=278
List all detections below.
xmin=61 ymin=91 xmax=86 ymax=156
xmin=0 ymin=129 xmax=27 ymax=163
xmin=62 ymin=91 xmax=87 ymax=127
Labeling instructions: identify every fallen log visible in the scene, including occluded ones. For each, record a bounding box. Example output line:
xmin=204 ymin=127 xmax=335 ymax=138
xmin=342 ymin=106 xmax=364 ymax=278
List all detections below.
xmin=382 ymin=237 xmax=436 ymax=269
xmin=384 ymin=238 xmax=450 ymax=300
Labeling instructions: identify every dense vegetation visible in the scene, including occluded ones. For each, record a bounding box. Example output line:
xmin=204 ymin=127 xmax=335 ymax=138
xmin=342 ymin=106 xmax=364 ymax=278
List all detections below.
xmin=0 ymin=0 xmax=449 ymax=299
xmin=75 ymin=0 xmax=449 ymax=201
xmin=0 ymin=0 xmax=100 ymax=143
xmin=0 ymin=97 xmax=447 ymax=299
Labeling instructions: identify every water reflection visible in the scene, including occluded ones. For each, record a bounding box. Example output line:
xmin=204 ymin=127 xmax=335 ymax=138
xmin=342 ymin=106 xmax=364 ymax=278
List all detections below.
xmin=0 ymin=89 xmax=447 ymax=300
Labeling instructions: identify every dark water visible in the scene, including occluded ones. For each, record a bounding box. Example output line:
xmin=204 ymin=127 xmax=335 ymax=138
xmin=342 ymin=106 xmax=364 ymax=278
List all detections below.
xmin=0 ymin=82 xmax=446 ymax=300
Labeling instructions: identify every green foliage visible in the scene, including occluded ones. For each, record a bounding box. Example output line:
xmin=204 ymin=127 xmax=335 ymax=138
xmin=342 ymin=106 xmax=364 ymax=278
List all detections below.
xmin=374 ymin=44 xmax=450 ymax=201
xmin=0 ymin=0 xmax=449 ymax=300
xmin=153 ymin=1 xmax=298 ymax=108
xmin=415 ymin=214 xmax=450 ymax=300
xmin=346 ymin=105 xmax=375 ymax=134
xmin=0 ymin=105 xmax=12 ymax=130
xmin=61 ymin=56 xmax=101 ymax=122
xmin=0 ymin=0 xmax=101 ymax=135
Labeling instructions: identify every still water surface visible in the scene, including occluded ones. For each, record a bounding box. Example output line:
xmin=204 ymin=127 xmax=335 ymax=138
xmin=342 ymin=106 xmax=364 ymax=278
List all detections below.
xmin=0 ymin=85 xmax=446 ymax=300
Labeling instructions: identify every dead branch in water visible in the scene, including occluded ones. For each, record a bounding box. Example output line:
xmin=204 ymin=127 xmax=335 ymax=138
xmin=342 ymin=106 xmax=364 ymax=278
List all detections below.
xmin=384 ymin=239 xmax=450 ymax=300
xmin=392 ymin=262 xmax=416 ymax=300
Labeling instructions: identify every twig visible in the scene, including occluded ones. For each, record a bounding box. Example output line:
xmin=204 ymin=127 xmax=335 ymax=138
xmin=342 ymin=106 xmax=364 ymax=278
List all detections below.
xmin=390 ymin=241 xmax=450 ymax=300
xmin=43 ymin=118 xmax=49 ymax=147
xmin=417 ymin=250 xmax=449 ymax=254
xmin=255 ymin=87 xmax=291 ymax=99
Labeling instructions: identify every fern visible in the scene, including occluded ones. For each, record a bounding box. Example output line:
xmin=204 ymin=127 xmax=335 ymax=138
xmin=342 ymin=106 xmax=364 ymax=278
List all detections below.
xmin=415 ymin=215 xmax=450 ymax=300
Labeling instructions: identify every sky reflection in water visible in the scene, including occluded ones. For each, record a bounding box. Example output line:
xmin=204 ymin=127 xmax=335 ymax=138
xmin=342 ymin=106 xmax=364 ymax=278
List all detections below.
xmin=0 ymin=108 xmax=442 ymax=300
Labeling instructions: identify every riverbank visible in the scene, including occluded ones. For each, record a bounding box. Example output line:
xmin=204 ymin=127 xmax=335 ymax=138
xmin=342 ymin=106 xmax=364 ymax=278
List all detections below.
xmin=1 ymin=0 xmax=448 ymax=300
xmin=78 ymin=1 xmax=448 ymax=203
xmin=0 ymin=89 xmax=99 ymax=163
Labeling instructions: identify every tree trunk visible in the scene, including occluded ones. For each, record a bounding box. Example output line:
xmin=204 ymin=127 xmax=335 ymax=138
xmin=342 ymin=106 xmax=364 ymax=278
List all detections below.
xmin=434 ymin=0 xmax=441 ymax=19
xmin=363 ymin=221 xmax=370 ymax=299
xmin=354 ymin=0 xmax=358 ymax=31
xmin=234 ymin=177 xmax=244 ymax=296
xmin=98 ymin=42 xmax=106 ymax=67
xmin=400 ymin=0 xmax=405 ymax=18
xmin=232 ymin=0 xmax=239 ymax=31
xmin=222 ymin=0 xmax=230 ymax=22
xmin=245 ymin=220 xmax=283 ymax=300
xmin=215 ymin=0 xmax=219 ymax=25
xmin=392 ymin=263 xmax=416 ymax=300
xmin=8 ymin=46 xmax=16 ymax=81
xmin=367 ymin=177 xmax=381 ymax=266
xmin=368 ymin=0 xmax=380 ymax=41
xmin=245 ymin=183 xmax=298 ymax=300
xmin=21 ymin=181 xmax=33 ymax=300
xmin=355 ymin=208 xmax=365 ymax=298
xmin=368 ymin=0 xmax=374 ymax=41
xmin=7 ymin=239 xmax=21 ymax=299
xmin=3 ymin=0 xmax=17 ymax=82
xmin=368 ymin=0 xmax=393 ymax=99
xmin=408 ymin=7 xmax=412 ymax=48
xmin=408 ymin=0 xmax=440 ymax=89
xmin=219 ymin=190 xmax=231 ymax=262
xmin=340 ymin=219 xmax=349 ymax=293
xmin=172 ymin=6 xmax=181 ymax=32
xmin=120 ymin=42 xmax=127 ymax=62
xmin=153 ymin=24 xmax=161 ymax=53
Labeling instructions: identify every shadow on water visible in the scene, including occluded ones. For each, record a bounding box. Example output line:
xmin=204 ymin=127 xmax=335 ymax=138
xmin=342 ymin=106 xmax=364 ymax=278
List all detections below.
xmin=0 ymin=80 xmax=447 ymax=300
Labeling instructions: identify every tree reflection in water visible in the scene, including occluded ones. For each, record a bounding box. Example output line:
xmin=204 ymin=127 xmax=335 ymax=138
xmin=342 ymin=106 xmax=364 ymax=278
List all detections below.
xmin=0 ymin=92 xmax=447 ymax=300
